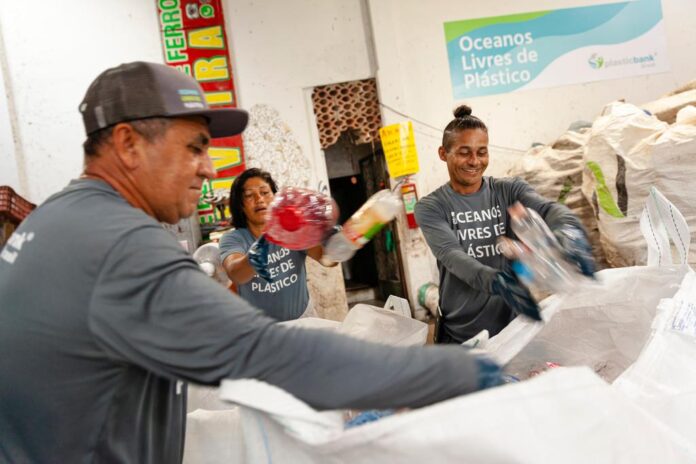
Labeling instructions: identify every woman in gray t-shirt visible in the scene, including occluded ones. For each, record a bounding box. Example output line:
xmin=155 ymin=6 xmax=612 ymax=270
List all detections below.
xmin=219 ymin=168 xmax=327 ymax=321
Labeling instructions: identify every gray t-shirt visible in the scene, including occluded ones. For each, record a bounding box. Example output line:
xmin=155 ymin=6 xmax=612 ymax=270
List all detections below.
xmin=218 ymin=228 xmax=309 ymax=321
xmin=0 ymin=178 xmax=484 ymax=464
xmin=414 ymin=177 xmax=582 ymax=343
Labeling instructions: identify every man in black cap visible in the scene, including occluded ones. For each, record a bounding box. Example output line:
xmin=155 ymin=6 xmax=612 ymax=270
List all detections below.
xmin=0 ymin=62 xmax=502 ymax=464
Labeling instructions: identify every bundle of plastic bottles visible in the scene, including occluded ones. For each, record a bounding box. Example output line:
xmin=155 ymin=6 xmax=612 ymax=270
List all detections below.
xmin=263 ymin=187 xmax=339 ymax=250
xmin=498 ymin=202 xmax=587 ymax=296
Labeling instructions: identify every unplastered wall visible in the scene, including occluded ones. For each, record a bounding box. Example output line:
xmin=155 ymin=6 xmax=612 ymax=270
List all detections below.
xmin=0 ymin=0 xmax=163 ymax=202
xmin=367 ymin=0 xmax=696 ymax=306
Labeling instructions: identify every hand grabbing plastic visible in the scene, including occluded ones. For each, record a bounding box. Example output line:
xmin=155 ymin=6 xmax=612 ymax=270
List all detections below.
xmin=473 ymin=354 xmax=504 ymax=389
xmin=553 ymin=225 xmax=596 ymax=278
xmin=324 ymin=190 xmax=401 ymax=262
xmin=490 ymin=271 xmax=542 ymax=321
xmin=248 ymin=235 xmax=273 ymax=282
xmin=322 ymin=225 xmax=342 ymax=245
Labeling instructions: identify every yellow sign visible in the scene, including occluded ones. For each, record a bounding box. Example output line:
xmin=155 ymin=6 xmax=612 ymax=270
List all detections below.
xmin=379 ymin=122 xmax=420 ymax=178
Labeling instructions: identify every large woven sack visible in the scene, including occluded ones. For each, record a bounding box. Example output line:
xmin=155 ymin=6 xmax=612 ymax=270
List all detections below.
xmin=581 ymin=102 xmax=696 ymax=266
xmin=507 ymin=128 xmax=608 ymax=269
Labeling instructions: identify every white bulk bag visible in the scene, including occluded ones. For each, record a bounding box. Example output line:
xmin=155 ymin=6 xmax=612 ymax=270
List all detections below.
xmin=219 ymin=368 xmax=696 ymax=463
xmin=486 ymin=188 xmax=692 ymax=382
xmin=183 ymin=298 xmax=423 ymax=464
xmin=614 ymin=271 xmax=696 ymax=445
xmin=583 ymin=102 xmax=696 ymax=266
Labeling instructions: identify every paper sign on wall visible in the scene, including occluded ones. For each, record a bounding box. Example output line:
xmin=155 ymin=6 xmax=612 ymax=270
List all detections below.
xmin=379 ymin=122 xmax=420 ymax=179
xmin=444 ymin=0 xmax=669 ymax=99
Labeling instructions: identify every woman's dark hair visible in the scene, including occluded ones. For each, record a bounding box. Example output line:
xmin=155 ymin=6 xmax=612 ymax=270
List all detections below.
xmin=229 ymin=168 xmax=278 ymax=229
xmin=441 ymin=105 xmax=488 ymax=151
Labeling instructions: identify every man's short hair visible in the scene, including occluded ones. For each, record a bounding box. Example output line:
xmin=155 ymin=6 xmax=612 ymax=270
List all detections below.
xmin=83 ymin=117 xmax=172 ymax=156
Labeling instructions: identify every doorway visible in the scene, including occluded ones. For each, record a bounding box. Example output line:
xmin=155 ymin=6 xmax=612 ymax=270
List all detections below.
xmin=323 ymin=132 xmax=406 ymax=306
xmin=312 ymin=78 xmax=407 ymax=306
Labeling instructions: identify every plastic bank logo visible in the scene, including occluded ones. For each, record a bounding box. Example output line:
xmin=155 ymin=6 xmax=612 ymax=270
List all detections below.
xmin=588 ymin=52 xmax=657 ymax=70
xmin=588 ymin=53 xmax=604 ymax=69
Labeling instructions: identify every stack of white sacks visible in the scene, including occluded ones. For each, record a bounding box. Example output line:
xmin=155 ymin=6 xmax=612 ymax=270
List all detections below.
xmin=507 ymin=89 xmax=696 ymax=269
xmin=184 ymin=87 xmax=696 ymax=463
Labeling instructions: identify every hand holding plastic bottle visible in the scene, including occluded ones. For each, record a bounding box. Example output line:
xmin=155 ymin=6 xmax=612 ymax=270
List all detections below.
xmin=500 ymin=203 xmax=591 ymax=297
xmin=324 ymin=189 xmax=401 ymax=263
xmin=247 ymin=235 xmax=273 ymax=282
xmin=490 ymin=270 xmax=542 ymax=321
xmin=553 ymin=225 xmax=596 ymax=278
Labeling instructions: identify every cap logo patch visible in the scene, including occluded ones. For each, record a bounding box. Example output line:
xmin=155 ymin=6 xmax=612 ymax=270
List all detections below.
xmin=178 ymin=88 xmax=204 ymax=108
xmin=181 ymin=95 xmax=202 ymax=102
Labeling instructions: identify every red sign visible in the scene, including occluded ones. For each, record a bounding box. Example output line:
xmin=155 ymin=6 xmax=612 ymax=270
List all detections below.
xmin=156 ymin=0 xmax=244 ymax=224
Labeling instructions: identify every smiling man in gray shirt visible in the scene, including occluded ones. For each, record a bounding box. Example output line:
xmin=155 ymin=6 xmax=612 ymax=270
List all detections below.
xmin=415 ymin=105 xmax=595 ymax=344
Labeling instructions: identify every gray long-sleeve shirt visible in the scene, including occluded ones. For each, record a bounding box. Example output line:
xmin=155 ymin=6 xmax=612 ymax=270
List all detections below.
xmin=0 ymin=179 xmax=482 ymax=464
xmin=414 ymin=177 xmax=582 ymax=343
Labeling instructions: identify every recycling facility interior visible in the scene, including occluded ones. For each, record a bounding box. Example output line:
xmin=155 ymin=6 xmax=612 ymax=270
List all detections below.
xmin=3 ymin=0 xmax=696 ymax=320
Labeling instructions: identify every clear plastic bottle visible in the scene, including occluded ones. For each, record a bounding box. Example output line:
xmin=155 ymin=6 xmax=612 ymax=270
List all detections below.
xmin=324 ymin=190 xmax=401 ymax=262
xmin=498 ymin=202 xmax=580 ymax=295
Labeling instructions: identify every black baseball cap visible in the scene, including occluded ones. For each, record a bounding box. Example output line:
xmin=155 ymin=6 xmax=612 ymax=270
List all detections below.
xmin=79 ymin=61 xmax=248 ymax=138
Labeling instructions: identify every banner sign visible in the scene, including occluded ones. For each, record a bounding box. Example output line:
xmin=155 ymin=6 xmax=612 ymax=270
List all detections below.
xmin=156 ymin=0 xmax=244 ymax=224
xmin=379 ymin=122 xmax=420 ymax=179
xmin=444 ymin=0 xmax=669 ymax=99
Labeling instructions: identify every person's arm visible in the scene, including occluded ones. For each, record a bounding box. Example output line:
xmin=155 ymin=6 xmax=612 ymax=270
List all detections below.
xmin=306 ymin=245 xmax=323 ymax=261
xmin=510 ymin=178 xmax=583 ymax=231
xmin=222 ymin=252 xmax=256 ymax=284
xmin=88 ymin=226 xmax=487 ymax=410
xmin=414 ymin=197 xmax=498 ymax=293
xmin=306 ymin=244 xmax=337 ymax=267
xmin=219 ymin=230 xmax=272 ymax=284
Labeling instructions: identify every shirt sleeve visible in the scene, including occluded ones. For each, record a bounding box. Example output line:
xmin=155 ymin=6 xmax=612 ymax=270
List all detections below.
xmin=415 ymin=196 xmax=499 ymax=293
xmin=508 ymin=178 xmax=584 ymax=232
xmin=87 ymin=225 xmax=482 ymax=410
xmin=218 ymin=229 xmax=247 ymax=261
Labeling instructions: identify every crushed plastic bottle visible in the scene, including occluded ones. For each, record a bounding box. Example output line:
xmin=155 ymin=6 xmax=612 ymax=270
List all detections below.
xmin=263 ymin=187 xmax=339 ymax=250
xmin=497 ymin=202 xmax=582 ymax=295
xmin=324 ymin=189 xmax=401 ymax=262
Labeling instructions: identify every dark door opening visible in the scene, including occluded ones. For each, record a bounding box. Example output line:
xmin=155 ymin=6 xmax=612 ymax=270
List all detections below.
xmin=324 ymin=133 xmax=406 ymax=305
xmin=359 ymin=148 xmax=406 ymax=301
xmin=329 ymin=174 xmax=378 ymax=293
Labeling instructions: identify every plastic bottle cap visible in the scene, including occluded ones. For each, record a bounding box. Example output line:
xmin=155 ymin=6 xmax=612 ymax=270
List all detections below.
xmin=278 ymin=207 xmax=303 ymax=232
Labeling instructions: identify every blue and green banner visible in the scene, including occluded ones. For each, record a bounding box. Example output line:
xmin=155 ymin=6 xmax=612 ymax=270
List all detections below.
xmin=444 ymin=0 xmax=669 ymax=99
